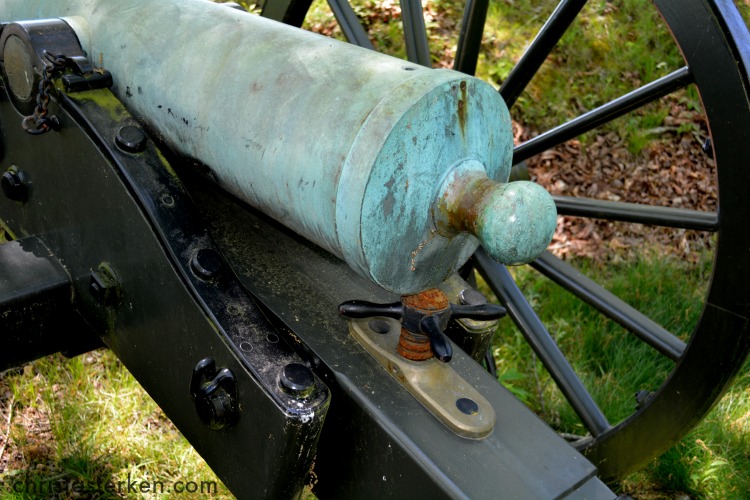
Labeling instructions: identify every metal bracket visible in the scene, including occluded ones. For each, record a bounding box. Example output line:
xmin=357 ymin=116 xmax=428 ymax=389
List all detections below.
xmin=348 ymin=316 xmax=496 ymax=438
xmin=441 ymin=273 xmax=500 ymax=362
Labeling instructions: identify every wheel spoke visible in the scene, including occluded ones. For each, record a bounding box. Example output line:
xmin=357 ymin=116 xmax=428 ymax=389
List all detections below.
xmin=327 ymin=0 xmax=375 ymax=50
xmin=453 ymin=0 xmax=490 ymax=75
xmin=553 ymin=196 xmax=718 ymax=231
xmin=499 ymin=0 xmax=588 ymax=108
xmin=399 ymin=0 xmax=431 ymax=66
xmin=260 ymin=0 xmax=313 ymax=26
xmin=513 ymin=67 xmax=693 ymax=164
xmin=530 ymin=251 xmax=686 ymax=361
xmin=475 ymin=248 xmax=611 ymax=436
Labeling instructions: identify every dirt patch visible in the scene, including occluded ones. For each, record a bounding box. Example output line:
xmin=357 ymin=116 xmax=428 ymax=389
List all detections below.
xmin=0 ymin=368 xmax=56 ymax=473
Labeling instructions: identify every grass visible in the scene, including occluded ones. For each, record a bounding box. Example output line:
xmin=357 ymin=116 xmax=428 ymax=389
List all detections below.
xmin=0 ymin=352 xmax=233 ymax=498
xmin=621 ymin=359 xmax=750 ymax=498
xmin=481 ymin=251 xmax=750 ymax=498
xmin=491 ymin=252 xmax=711 ymax=430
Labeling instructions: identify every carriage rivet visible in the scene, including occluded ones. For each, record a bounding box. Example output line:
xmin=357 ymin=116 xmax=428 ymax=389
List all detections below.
xmin=1 ymin=166 xmax=28 ymax=203
xmin=456 ymin=397 xmax=479 ymax=415
xmin=279 ymin=363 xmax=315 ymax=398
xmin=191 ymin=248 xmax=223 ymax=279
xmin=115 ymin=125 xmax=147 ymax=153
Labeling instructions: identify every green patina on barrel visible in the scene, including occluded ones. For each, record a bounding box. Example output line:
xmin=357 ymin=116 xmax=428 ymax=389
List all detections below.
xmin=1 ymin=0 xmax=556 ymax=294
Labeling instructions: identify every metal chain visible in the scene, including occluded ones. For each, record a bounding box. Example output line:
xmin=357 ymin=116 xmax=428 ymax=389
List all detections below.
xmin=21 ymin=51 xmax=68 ymax=135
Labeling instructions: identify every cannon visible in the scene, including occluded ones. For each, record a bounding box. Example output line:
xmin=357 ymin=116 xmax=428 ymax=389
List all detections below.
xmin=1 ymin=0 xmax=749 ymax=497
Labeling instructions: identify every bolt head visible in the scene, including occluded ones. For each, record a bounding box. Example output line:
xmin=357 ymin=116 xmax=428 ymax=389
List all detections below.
xmin=456 ymin=397 xmax=479 ymax=415
xmin=89 ymin=264 xmax=121 ymax=306
xmin=115 ymin=125 xmax=148 ymax=153
xmin=1 ymin=170 xmax=28 ymax=202
xmin=195 ymin=389 xmax=235 ymax=430
xmin=191 ymin=248 xmax=223 ymax=279
xmin=279 ymin=363 xmax=315 ymax=398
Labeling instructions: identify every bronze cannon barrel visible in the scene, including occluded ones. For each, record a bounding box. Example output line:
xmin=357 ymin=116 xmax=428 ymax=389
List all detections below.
xmin=0 ymin=0 xmax=555 ymax=293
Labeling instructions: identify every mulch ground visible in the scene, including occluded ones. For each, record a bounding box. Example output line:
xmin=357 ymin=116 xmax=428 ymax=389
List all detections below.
xmin=518 ymin=101 xmax=717 ymax=263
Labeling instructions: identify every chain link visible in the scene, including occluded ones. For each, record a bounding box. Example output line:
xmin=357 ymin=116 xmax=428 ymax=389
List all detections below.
xmin=21 ymin=51 xmax=68 ymax=135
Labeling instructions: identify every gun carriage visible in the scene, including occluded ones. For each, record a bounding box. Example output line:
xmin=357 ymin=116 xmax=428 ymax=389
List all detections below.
xmin=1 ymin=0 xmax=749 ymax=497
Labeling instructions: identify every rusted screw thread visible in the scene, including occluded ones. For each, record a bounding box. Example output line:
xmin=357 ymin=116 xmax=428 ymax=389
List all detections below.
xmin=397 ymin=328 xmax=433 ymax=361
xmin=397 ymin=288 xmax=451 ymax=361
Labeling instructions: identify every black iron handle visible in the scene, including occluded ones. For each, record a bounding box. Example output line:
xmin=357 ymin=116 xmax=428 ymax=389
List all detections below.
xmin=420 ymin=315 xmax=453 ymax=362
xmin=450 ymin=303 xmax=507 ymax=320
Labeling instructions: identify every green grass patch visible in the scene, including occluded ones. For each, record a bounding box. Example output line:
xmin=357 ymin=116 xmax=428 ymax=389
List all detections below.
xmin=497 ymin=252 xmax=705 ymax=419
xmin=485 ymin=255 xmax=696 ymax=432
xmin=622 ymin=359 xmax=750 ymax=498
xmin=0 ymin=351 xmax=232 ymax=498
xmin=478 ymin=0 xmax=688 ymax=152
xmin=481 ymin=251 xmax=750 ymax=497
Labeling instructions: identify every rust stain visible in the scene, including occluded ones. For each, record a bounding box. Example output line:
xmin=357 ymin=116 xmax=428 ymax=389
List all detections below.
xmin=402 ymin=288 xmax=449 ymax=313
xmin=457 ymin=80 xmax=467 ymax=138
xmin=443 ymin=176 xmax=495 ymax=234
xmin=409 ymin=233 xmax=436 ymax=271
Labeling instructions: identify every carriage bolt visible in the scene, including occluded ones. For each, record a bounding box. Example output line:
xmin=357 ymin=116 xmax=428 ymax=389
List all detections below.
xmin=456 ymin=397 xmax=479 ymax=415
xmin=635 ymin=390 xmax=654 ymax=410
xmin=191 ymin=248 xmax=223 ymax=279
xmin=115 ymin=125 xmax=147 ymax=153
xmin=89 ymin=263 xmax=121 ymax=307
xmin=190 ymin=358 xmax=238 ymax=430
xmin=279 ymin=363 xmax=315 ymax=399
xmin=1 ymin=167 xmax=28 ymax=202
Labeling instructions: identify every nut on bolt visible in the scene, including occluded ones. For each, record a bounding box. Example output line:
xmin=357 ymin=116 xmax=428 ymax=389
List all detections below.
xmin=89 ymin=262 xmax=121 ymax=307
xmin=1 ymin=166 xmax=28 ymax=203
xmin=190 ymin=358 xmax=238 ymax=430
